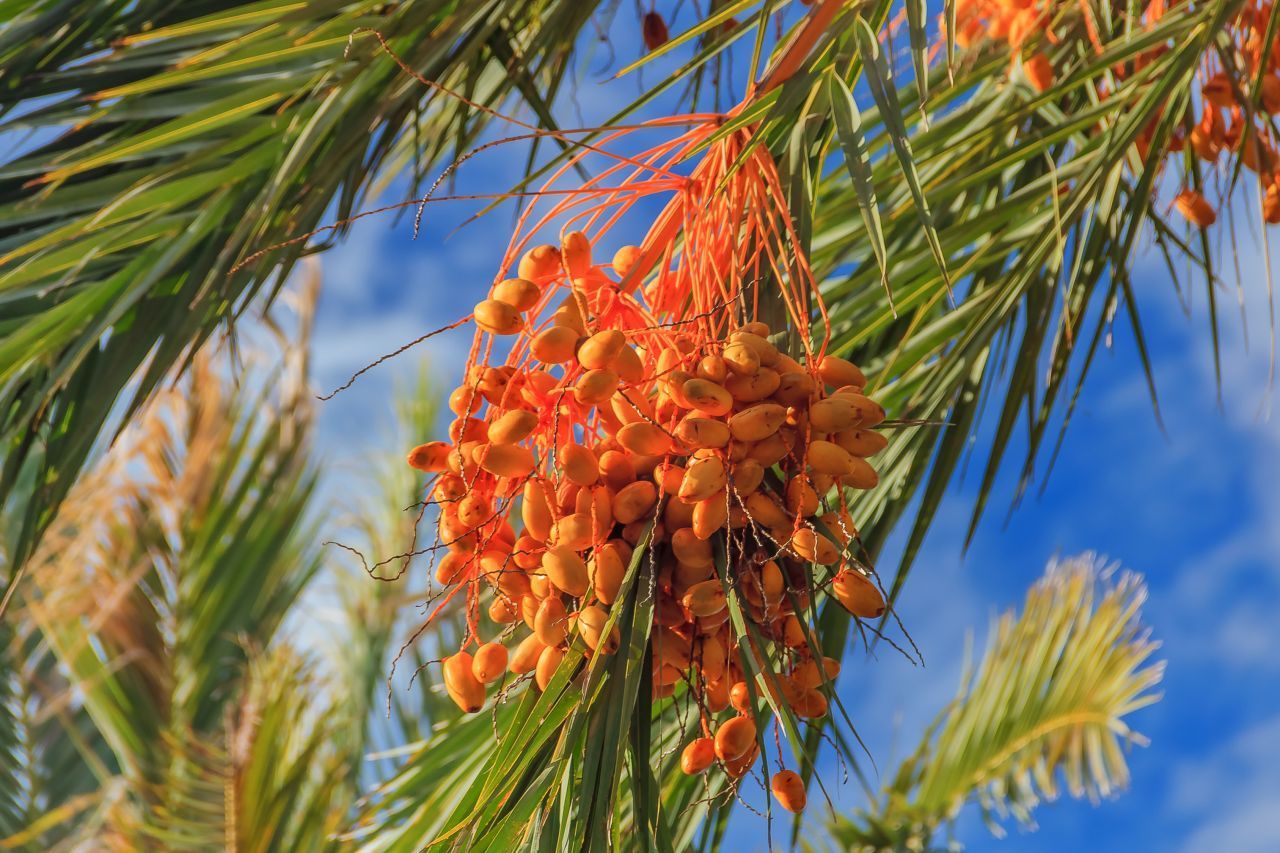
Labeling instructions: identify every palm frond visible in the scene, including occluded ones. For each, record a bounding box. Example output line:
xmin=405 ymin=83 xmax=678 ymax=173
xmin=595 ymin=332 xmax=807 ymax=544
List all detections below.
xmin=731 ymin=15 xmax=1241 ymax=798
xmin=228 ymin=645 xmax=361 ymax=852
xmin=0 ymin=0 xmax=1233 ymax=632
xmin=659 ymin=2 xmax=1231 ymax=802
xmin=811 ymin=1 xmax=1242 ymax=593
xmin=353 ymin=532 xmax=777 ymax=853
xmin=327 ymin=364 xmax=460 ymax=770
xmin=0 ymin=614 xmax=114 ymax=849
xmin=823 ymin=554 xmax=1164 ymax=850
xmin=0 ymin=0 xmax=603 ymax=597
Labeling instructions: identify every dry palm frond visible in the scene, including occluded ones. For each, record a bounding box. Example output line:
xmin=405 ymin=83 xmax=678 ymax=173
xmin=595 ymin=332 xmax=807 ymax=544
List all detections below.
xmin=917 ymin=556 xmax=1162 ymax=823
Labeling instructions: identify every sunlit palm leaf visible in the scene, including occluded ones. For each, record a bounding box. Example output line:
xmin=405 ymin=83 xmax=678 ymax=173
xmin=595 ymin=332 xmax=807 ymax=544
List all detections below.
xmin=0 ymin=0 xmax=603 ymax=594
xmin=812 ymin=0 xmax=1241 ymax=598
xmin=350 ymin=539 xmax=728 ymax=852
xmin=820 ymin=554 xmax=1163 ymax=850
xmin=0 ymin=610 xmax=113 ymax=849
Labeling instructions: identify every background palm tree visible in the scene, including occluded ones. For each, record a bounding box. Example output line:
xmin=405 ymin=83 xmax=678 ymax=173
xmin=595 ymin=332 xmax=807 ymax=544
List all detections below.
xmin=0 ymin=266 xmax=480 ymax=849
xmin=0 ymin=269 xmax=344 ymax=849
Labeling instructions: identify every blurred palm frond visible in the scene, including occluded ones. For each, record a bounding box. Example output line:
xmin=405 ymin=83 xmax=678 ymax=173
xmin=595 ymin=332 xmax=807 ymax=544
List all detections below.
xmin=821 ymin=554 xmax=1164 ymax=851
xmin=0 ymin=270 xmax=368 ymax=850
xmin=327 ymin=364 xmax=471 ymax=770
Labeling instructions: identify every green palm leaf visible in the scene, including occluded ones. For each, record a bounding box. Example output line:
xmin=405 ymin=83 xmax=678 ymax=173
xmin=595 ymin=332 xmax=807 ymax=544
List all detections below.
xmin=0 ymin=0 xmax=602 ymax=594
xmin=353 ymin=533 xmax=823 ymax=852
xmin=811 ymin=0 xmax=1240 ymax=586
xmin=0 ymin=622 xmax=21 ymax=837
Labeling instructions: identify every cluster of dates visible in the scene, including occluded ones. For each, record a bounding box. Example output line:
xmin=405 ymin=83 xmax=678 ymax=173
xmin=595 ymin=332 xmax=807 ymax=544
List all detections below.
xmin=407 ymin=231 xmax=886 ymax=807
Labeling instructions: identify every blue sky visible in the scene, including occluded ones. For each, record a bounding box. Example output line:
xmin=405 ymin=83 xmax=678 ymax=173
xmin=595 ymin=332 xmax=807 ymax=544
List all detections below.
xmin=302 ymin=15 xmax=1280 ymax=851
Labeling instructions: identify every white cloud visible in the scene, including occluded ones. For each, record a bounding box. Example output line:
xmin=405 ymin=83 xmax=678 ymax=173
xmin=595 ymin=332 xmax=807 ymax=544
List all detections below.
xmin=1141 ymin=210 xmax=1280 ymax=670
xmin=1172 ymin=714 xmax=1280 ymax=852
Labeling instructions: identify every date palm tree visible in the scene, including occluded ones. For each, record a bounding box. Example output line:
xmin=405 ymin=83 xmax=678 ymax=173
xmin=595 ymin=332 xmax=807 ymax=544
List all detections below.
xmin=0 ymin=319 xmax=1163 ymax=847
xmin=0 ymin=0 xmax=1250 ymax=847
xmin=0 ymin=0 xmax=1249 ymax=610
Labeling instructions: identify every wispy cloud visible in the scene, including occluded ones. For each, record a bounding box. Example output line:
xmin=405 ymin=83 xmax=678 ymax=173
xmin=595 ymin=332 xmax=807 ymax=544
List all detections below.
xmin=1171 ymin=713 xmax=1280 ymax=852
